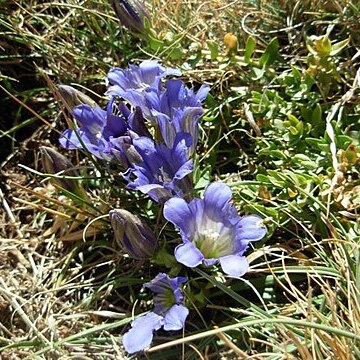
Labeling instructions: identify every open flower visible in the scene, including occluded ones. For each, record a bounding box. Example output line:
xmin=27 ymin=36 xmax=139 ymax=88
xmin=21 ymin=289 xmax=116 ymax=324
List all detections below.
xmin=145 ymin=79 xmax=210 ymax=155
xmin=107 ymin=60 xmax=181 ymax=116
xmin=59 ymin=99 xmax=144 ymax=166
xmin=122 ymin=273 xmax=188 ymax=354
xmin=125 ymin=133 xmax=194 ymax=203
xmin=163 ymin=182 xmax=267 ymax=277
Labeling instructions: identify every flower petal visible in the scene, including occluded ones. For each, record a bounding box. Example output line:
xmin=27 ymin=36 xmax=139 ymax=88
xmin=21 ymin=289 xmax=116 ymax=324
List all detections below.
xmin=73 ymin=105 xmax=104 ymax=135
xmin=122 ymin=312 xmax=163 ymax=354
xmin=173 ymin=160 xmax=193 ymax=181
xmin=203 ymin=182 xmax=233 ymax=219
xmin=219 ymin=255 xmax=248 ymax=277
xmin=59 ymin=129 xmax=82 ymax=150
xmin=195 ymin=84 xmax=210 ymax=102
xmin=59 ymin=129 xmax=106 ymax=159
xmin=174 ymin=242 xmax=204 ymax=268
xmin=163 ymin=197 xmax=191 ymax=232
xmin=163 ymin=304 xmax=189 ymax=331
xmin=238 ymin=215 xmax=267 ymax=242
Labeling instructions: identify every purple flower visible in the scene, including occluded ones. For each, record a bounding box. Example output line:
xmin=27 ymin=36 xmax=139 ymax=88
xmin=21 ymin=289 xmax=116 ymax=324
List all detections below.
xmin=106 ymin=60 xmax=181 ymax=116
xmin=122 ymin=273 xmax=188 ymax=354
xmin=109 ymin=209 xmax=158 ymax=259
xmin=163 ymin=182 xmax=267 ymax=277
xmin=145 ymin=80 xmax=210 ymax=155
xmin=125 ymin=133 xmax=194 ymax=203
xmin=59 ymin=99 xmax=144 ymax=166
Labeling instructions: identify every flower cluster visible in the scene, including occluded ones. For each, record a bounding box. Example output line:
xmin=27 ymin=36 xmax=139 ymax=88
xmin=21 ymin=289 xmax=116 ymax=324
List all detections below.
xmin=60 ymin=60 xmax=206 ymax=202
xmin=57 ymin=60 xmax=267 ymax=354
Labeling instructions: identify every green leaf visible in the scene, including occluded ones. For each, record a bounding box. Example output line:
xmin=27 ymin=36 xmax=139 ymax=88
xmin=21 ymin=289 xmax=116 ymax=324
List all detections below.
xmin=293 ymin=154 xmax=318 ymax=170
xmin=252 ymin=67 xmax=266 ymax=80
xmin=289 ymin=126 xmax=299 ymax=135
xmin=256 ymin=174 xmax=272 ymax=184
xmin=294 ymin=121 xmax=304 ymax=137
xmin=336 ymin=134 xmax=353 ymax=149
xmin=244 ymin=36 xmax=256 ymax=63
xmin=267 ymin=170 xmax=286 ymax=187
xmin=330 ymin=37 xmax=350 ymax=56
xmin=259 ymin=38 xmax=279 ymax=67
xmin=291 ymin=65 xmax=302 ymax=82
xmin=193 ymin=162 xmax=211 ymax=190
xmin=311 ymin=103 xmax=322 ymax=124
xmin=207 ymin=40 xmax=219 ymax=61
xmin=305 ymin=137 xmax=329 ymax=151
xmin=258 ymin=148 xmax=288 ymax=160
xmin=244 ymin=203 xmax=279 ymax=218
xmin=287 ymin=114 xmax=300 ymax=126
xmin=168 ymin=46 xmax=182 ymax=60
xmin=148 ymin=35 xmax=164 ymax=51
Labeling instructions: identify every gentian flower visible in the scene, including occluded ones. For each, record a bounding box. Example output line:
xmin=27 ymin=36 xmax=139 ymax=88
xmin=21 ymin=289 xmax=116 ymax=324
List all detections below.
xmin=145 ymin=79 xmax=210 ymax=155
xmin=163 ymin=182 xmax=267 ymax=277
xmin=109 ymin=209 xmax=158 ymax=259
xmin=59 ymin=99 xmax=144 ymax=166
xmin=110 ymin=0 xmax=150 ymax=34
xmin=125 ymin=133 xmax=194 ymax=203
xmin=122 ymin=273 xmax=188 ymax=354
xmin=106 ymin=60 xmax=181 ymax=116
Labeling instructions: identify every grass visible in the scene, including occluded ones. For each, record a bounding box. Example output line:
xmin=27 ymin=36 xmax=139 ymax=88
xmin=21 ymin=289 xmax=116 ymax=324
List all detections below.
xmin=1 ymin=0 xmax=360 ymax=359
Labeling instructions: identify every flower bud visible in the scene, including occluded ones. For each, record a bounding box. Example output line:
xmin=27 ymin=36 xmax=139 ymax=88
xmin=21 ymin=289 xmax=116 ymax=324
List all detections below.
xmin=58 ymin=85 xmax=97 ymax=110
xmin=109 ymin=209 xmax=158 ymax=259
xmin=224 ymin=32 xmax=238 ymax=56
xmin=110 ymin=0 xmax=150 ymax=34
xmin=40 ymin=146 xmax=83 ymax=195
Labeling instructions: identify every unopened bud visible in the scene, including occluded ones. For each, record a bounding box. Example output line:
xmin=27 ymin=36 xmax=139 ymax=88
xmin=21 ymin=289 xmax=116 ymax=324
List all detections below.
xmin=124 ymin=144 xmax=143 ymax=164
xmin=307 ymin=35 xmax=332 ymax=58
xmin=224 ymin=32 xmax=238 ymax=56
xmin=110 ymin=0 xmax=150 ymax=34
xmin=109 ymin=209 xmax=158 ymax=259
xmin=40 ymin=146 xmax=83 ymax=195
xmin=58 ymin=85 xmax=97 ymax=110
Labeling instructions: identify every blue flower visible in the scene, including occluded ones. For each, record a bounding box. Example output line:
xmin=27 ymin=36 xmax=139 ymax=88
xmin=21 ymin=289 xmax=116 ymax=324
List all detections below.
xmin=125 ymin=133 xmax=194 ymax=203
xmin=145 ymin=79 xmax=210 ymax=155
xmin=122 ymin=273 xmax=188 ymax=354
xmin=59 ymin=99 xmax=144 ymax=165
xmin=163 ymin=182 xmax=267 ymax=277
xmin=106 ymin=60 xmax=181 ymax=116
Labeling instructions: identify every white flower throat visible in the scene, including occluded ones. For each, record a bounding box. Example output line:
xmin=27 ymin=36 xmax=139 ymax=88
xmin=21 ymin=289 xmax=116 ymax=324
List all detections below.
xmin=195 ymin=222 xmax=233 ymax=258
